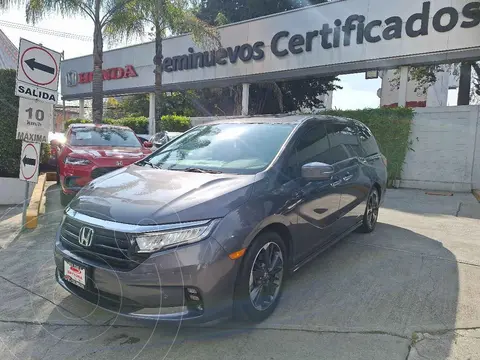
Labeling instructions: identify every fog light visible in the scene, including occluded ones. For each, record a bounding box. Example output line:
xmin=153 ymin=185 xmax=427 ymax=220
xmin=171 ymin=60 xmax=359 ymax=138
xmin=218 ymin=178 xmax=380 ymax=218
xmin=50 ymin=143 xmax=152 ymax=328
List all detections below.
xmin=186 ymin=287 xmax=198 ymax=295
xmin=64 ymin=176 xmax=80 ymax=188
xmin=184 ymin=287 xmax=204 ymax=313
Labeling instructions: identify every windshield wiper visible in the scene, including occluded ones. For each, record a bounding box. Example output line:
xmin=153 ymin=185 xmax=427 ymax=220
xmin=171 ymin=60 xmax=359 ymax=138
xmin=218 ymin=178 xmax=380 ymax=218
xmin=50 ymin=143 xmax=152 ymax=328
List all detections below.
xmin=138 ymin=160 xmax=160 ymax=169
xmin=183 ymin=167 xmax=223 ymax=174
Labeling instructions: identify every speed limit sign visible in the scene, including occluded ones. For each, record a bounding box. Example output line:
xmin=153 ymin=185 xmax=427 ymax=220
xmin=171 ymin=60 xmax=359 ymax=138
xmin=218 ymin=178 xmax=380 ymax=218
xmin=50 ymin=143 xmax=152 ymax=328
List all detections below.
xmin=15 ymin=97 xmax=53 ymax=143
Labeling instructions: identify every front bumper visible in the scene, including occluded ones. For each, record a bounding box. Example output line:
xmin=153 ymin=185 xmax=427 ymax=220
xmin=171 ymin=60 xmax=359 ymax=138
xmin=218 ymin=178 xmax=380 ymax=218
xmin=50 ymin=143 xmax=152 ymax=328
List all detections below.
xmin=60 ymin=164 xmax=121 ymax=194
xmin=54 ymin=232 xmax=239 ymax=323
xmin=60 ymin=165 xmax=94 ymax=194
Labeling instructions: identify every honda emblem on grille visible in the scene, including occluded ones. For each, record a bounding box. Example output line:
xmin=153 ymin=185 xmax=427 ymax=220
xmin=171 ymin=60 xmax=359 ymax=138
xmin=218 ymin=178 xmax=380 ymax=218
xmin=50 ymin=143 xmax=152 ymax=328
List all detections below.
xmin=116 ymin=160 xmax=123 ymax=166
xmin=79 ymin=226 xmax=94 ymax=247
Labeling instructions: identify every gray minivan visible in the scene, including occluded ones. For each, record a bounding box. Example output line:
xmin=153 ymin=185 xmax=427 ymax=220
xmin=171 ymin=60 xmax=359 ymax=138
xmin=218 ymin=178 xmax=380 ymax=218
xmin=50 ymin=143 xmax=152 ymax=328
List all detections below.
xmin=55 ymin=115 xmax=387 ymax=323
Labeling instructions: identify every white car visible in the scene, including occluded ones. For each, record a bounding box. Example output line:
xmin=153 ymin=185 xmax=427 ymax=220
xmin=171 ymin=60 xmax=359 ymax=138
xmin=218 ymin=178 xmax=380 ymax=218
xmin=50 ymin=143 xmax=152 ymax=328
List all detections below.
xmin=150 ymin=131 xmax=184 ymax=148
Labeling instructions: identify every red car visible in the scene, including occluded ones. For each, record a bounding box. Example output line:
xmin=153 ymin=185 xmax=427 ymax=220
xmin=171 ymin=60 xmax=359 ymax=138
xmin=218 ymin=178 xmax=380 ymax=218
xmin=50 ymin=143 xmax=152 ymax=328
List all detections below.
xmin=58 ymin=124 xmax=153 ymax=206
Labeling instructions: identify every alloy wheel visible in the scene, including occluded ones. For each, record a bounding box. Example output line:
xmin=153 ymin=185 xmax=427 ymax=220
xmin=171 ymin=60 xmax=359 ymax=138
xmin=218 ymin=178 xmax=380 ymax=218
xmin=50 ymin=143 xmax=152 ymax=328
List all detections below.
xmin=248 ymin=242 xmax=284 ymax=311
xmin=367 ymin=191 xmax=379 ymax=227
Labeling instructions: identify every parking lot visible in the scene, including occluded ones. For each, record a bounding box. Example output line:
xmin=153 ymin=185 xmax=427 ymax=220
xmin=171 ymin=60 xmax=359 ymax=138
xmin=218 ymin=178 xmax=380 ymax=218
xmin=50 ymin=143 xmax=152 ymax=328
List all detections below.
xmin=0 ymin=184 xmax=479 ymax=359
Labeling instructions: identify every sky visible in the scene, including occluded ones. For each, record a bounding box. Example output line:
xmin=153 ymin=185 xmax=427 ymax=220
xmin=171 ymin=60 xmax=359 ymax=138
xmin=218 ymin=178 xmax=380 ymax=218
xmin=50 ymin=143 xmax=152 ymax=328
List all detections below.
xmin=0 ymin=6 xmax=382 ymax=110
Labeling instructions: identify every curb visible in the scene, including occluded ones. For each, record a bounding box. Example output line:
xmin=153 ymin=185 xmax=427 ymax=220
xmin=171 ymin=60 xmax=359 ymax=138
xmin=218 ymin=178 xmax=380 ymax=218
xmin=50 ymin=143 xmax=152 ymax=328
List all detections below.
xmin=473 ymin=189 xmax=480 ymax=203
xmin=25 ymin=173 xmax=47 ymax=229
xmin=45 ymin=172 xmax=57 ymax=182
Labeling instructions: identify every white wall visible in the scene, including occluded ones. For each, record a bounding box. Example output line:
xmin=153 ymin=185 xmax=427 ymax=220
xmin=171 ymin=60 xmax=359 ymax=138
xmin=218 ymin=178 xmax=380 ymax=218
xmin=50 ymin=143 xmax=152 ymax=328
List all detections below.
xmin=401 ymin=106 xmax=480 ymax=192
xmin=0 ymin=178 xmax=34 ymax=205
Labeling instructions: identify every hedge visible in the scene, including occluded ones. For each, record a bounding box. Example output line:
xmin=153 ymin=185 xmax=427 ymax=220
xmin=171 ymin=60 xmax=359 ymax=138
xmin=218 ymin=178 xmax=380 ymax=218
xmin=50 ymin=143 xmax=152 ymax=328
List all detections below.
xmin=0 ymin=70 xmax=21 ymax=178
xmin=157 ymin=115 xmax=191 ymax=132
xmin=65 ymin=115 xmax=190 ymax=133
xmin=324 ymin=107 xmax=414 ymax=184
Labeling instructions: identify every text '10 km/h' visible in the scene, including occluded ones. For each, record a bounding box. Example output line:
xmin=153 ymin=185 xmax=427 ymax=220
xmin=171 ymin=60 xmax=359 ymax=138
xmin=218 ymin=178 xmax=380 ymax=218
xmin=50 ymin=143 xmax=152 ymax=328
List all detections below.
xmin=25 ymin=107 xmax=45 ymax=122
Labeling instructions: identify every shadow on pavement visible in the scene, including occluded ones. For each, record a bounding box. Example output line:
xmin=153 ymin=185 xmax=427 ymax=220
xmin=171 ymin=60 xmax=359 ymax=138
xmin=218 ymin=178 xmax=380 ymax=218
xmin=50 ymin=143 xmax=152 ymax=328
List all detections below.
xmin=18 ymin=222 xmax=457 ymax=360
xmin=0 ymin=186 xmax=463 ymax=359
xmin=0 ymin=205 xmax=22 ymax=222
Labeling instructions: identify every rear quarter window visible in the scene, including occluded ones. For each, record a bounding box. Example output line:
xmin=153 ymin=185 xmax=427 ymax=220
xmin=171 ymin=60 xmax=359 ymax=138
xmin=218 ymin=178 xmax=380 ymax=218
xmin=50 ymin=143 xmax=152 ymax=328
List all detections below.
xmin=326 ymin=122 xmax=364 ymax=162
xmin=355 ymin=122 xmax=380 ymax=156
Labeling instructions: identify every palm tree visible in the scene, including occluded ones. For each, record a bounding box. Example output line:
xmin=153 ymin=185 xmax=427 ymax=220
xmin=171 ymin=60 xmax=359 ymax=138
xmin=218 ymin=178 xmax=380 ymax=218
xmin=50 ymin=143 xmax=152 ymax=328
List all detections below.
xmin=106 ymin=0 xmax=220 ymax=132
xmin=14 ymin=0 xmax=136 ymax=124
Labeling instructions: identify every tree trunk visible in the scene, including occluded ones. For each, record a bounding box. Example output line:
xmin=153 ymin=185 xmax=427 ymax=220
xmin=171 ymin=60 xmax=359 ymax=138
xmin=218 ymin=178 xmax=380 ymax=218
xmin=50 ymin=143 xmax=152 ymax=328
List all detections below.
xmin=471 ymin=62 xmax=480 ymax=96
xmin=233 ymin=85 xmax=242 ymax=115
xmin=154 ymin=24 xmax=163 ymax=133
xmin=457 ymin=62 xmax=472 ymax=106
xmin=92 ymin=0 xmax=103 ymax=124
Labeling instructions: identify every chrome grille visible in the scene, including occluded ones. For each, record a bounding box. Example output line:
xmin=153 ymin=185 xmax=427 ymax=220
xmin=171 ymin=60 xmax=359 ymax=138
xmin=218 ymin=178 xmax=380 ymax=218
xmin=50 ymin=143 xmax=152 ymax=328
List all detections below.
xmin=90 ymin=167 xmax=121 ymax=179
xmin=60 ymin=216 xmax=146 ymax=271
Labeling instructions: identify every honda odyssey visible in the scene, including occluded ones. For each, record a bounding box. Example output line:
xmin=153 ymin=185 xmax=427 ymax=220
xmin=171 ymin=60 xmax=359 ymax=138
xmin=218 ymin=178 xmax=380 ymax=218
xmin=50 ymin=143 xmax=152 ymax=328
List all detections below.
xmin=55 ymin=115 xmax=387 ymax=323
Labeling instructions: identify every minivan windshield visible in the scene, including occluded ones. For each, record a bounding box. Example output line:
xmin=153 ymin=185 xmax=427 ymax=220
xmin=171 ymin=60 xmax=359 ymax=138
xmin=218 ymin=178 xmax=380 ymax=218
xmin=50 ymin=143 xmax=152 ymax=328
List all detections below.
xmin=68 ymin=127 xmax=141 ymax=147
xmin=139 ymin=123 xmax=295 ymax=174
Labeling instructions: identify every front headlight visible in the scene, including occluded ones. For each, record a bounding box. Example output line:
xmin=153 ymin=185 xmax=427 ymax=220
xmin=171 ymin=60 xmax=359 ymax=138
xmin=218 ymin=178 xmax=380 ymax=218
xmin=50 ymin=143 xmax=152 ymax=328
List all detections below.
xmin=65 ymin=156 xmax=91 ymax=166
xmin=135 ymin=220 xmax=219 ymax=253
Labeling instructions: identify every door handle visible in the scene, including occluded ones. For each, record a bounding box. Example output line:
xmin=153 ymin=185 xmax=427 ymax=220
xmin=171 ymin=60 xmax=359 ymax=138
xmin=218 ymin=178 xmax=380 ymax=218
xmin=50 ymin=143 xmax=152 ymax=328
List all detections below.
xmin=331 ymin=179 xmax=342 ymax=187
xmin=343 ymin=174 xmax=353 ymax=182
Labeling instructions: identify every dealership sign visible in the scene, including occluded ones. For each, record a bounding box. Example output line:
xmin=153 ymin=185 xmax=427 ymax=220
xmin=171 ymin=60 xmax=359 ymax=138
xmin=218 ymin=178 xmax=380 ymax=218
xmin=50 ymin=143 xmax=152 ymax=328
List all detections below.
xmin=155 ymin=1 xmax=480 ymax=73
xmin=66 ymin=65 xmax=138 ymax=87
xmin=61 ymin=0 xmax=480 ymax=99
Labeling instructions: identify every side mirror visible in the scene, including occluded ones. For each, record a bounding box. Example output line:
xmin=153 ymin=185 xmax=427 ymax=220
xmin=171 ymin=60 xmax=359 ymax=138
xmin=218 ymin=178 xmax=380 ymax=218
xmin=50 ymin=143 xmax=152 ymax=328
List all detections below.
xmin=301 ymin=162 xmax=334 ymax=181
xmin=143 ymin=141 xmax=153 ymax=148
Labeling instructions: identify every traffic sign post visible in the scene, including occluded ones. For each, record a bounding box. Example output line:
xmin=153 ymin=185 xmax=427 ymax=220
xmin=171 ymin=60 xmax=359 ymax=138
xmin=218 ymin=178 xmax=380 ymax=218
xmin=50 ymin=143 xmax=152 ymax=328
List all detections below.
xmin=16 ymin=98 xmax=54 ymax=143
xmin=19 ymin=141 xmax=40 ymax=226
xmin=16 ymin=38 xmax=61 ymax=91
xmin=15 ymin=80 xmax=58 ymax=104
xmin=19 ymin=142 xmax=40 ymax=183
xmin=15 ymin=38 xmax=62 ymax=228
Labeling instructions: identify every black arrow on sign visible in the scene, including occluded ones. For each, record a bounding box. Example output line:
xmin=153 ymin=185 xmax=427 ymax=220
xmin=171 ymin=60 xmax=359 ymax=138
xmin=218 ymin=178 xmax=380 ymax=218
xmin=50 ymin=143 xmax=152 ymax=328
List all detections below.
xmin=24 ymin=58 xmax=55 ymax=75
xmin=22 ymin=155 xmax=36 ymax=167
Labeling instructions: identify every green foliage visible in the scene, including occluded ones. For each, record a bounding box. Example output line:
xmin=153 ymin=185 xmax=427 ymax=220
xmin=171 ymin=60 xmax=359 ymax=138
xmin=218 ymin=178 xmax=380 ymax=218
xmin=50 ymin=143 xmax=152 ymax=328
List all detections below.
xmin=325 ymin=107 xmax=414 ymax=184
xmin=0 ymin=70 xmax=21 ymax=178
xmin=196 ymin=0 xmax=327 ymax=24
xmin=104 ymin=117 xmax=149 ymax=133
xmin=65 ymin=117 xmax=149 ymax=134
xmin=104 ymin=92 xmax=199 ymax=119
xmin=65 ymin=115 xmax=191 ymax=134
xmin=40 ymin=143 xmax=51 ymax=165
xmin=113 ymin=94 xmax=149 ymax=117
xmin=157 ymin=115 xmax=191 ymax=132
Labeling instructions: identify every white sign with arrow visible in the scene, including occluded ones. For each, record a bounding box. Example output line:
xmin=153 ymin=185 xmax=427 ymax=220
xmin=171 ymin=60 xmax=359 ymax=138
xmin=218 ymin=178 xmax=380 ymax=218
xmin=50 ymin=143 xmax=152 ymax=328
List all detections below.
xmin=16 ymin=98 xmax=53 ymax=144
xmin=19 ymin=141 xmax=40 ymax=183
xmin=15 ymin=38 xmax=61 ymax=104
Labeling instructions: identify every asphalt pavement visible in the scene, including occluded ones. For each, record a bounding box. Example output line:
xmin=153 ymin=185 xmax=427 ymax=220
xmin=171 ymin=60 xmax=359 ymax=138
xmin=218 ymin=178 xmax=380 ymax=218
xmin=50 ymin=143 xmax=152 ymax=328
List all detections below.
xmin=0 ymin=184 xmax=480 ymax=359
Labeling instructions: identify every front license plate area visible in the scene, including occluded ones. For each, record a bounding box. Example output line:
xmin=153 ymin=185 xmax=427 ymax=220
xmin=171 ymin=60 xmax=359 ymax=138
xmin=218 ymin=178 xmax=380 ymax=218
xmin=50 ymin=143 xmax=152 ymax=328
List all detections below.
xmin=63 ymin=259 xmax=89 ymax=289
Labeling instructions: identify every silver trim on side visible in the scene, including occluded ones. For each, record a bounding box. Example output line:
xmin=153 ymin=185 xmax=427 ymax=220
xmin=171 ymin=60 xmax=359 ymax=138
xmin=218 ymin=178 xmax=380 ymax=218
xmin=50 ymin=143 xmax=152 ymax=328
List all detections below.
xmin=65 ymin=208 xmax=211 ymax=233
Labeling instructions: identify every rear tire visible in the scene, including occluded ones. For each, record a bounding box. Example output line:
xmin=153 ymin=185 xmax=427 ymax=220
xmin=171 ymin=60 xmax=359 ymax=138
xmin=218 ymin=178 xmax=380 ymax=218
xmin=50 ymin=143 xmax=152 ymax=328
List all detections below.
xmin=233 ymin=231 xmax=286 ymax=323
xmin=60 ymin=191 xmax=72 ymax=207
xmin=55 ymin=166 xmax=60 ymax=185
xmin=357 ymin=187 xmax=380 ymax=233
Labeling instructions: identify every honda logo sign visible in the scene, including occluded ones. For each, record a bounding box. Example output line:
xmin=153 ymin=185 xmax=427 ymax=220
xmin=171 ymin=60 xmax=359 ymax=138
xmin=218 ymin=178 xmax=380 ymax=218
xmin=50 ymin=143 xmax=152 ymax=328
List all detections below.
xmin=79 ymin=226 xmax=94 ymax=247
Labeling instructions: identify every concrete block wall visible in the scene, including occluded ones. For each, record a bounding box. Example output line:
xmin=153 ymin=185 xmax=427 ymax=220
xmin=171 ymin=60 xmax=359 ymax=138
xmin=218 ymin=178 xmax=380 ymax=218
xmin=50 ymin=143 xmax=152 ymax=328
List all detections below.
xmin=0 ymin=178 xmax=34 ymax=205
xmin=401 ymin=105 xmax=480 ymax=192
xmin=474 ymin=111 xmax=480 ymax=190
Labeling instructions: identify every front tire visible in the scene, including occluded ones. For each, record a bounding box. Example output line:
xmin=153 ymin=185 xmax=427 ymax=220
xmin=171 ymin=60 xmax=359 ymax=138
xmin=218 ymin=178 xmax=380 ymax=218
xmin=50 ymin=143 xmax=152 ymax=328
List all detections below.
xmin=234 ymin=232 xmax=286 ymax=322
xmin=357 ymin=187 xmax=380 ymax=233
